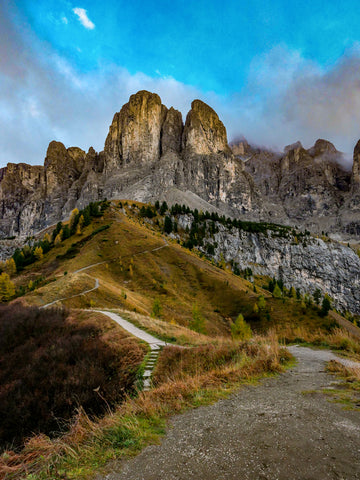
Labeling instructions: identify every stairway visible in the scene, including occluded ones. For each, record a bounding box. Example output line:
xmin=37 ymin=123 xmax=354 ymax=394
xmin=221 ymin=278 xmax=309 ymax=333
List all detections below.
xmin=142 ymin=343 xmax=163 ymax=391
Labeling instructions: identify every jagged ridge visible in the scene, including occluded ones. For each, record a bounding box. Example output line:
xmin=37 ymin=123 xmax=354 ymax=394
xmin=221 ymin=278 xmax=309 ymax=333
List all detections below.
xmin=0 ymin=90 xmax=360 ymax=242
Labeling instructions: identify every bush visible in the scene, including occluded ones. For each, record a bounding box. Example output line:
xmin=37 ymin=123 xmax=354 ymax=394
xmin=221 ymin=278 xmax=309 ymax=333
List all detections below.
xmin=0 ymin=302 xmax=146 ymax=451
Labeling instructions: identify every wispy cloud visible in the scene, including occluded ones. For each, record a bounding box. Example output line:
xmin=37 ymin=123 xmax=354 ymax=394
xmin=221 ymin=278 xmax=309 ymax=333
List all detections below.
xmin=73 ymin=7 xmax=95 ymax=30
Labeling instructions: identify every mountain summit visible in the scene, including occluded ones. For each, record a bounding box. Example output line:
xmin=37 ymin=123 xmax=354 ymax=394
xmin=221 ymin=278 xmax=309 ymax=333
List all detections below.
xmin=0 ymin=90 xmax=359 ymax=240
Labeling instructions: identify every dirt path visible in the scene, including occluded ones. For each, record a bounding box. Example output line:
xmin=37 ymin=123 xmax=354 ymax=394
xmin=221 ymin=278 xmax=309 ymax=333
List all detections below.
xmin=101 ymin=346 xmax=360 ymax=480
xmin=40 ymin=278 xmax=99 ymax=308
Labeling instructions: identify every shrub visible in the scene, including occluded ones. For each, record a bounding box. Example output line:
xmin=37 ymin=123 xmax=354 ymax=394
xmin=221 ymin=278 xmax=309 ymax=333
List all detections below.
xmin=0 ymin=303 xmax=146 ymax=451
xmin=258 ymin=295 xmax=266 ymax=310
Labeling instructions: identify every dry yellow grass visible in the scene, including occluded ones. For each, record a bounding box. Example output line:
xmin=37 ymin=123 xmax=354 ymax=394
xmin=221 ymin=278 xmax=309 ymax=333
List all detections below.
xmin=0 ymin=331 xmax=290 ymax=479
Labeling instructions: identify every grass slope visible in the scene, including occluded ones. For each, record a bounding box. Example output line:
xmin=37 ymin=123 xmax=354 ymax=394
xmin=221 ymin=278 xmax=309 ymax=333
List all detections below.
xmin=15 ymin=201 xmax=341 ymax=339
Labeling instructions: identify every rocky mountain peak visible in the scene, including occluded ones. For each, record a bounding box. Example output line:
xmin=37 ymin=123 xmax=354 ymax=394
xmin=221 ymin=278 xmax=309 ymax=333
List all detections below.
xmin=44 ymin=141 xmax=68 ymax=169
xmin=182 ymin=99 xmax=231 ymax=155
xmin=309 ymin=139 xmax=337 ymax=157
xmin=284 ymin=141 xmax=303 ymax=153
xmin=230 ymin=138 xmax=252 ymax=157
xmin=104 ymin=90 xmax=168 ymax=171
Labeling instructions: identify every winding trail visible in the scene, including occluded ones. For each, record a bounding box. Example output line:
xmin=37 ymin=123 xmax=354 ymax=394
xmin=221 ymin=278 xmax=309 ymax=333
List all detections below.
xmin=94 ymin=310 xmax=167 ymax=390
xmin=41 ymin=239 xmax=171 ymax=388
xmin=40 ymin=278 xmax=99 ymax=309
xmin=101 ymin=346 xmax=360 ymax=480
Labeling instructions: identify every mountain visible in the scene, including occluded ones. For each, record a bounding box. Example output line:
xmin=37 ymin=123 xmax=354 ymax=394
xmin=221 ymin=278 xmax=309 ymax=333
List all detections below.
xmin=0 ymin=90 xmax=359 ymax=244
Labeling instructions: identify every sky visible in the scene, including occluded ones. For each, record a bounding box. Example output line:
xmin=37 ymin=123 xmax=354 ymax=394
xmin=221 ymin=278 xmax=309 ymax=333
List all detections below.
xmin=2 ymin=0 xmax=360 ymax=168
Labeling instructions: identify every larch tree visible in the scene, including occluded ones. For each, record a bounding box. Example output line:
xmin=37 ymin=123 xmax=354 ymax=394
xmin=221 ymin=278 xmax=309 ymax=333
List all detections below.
xmin=0 ymin=273 xmax=15 ymax=302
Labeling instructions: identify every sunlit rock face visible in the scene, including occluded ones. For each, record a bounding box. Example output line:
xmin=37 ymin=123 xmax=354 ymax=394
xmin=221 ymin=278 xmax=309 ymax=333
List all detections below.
xmin=1 ymin=89 xmax=360 ymax=242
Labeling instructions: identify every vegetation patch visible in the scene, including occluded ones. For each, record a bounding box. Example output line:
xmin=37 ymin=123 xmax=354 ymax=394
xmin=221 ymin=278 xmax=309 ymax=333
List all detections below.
xmin=0 ymin=332 xmax=292 ymax=479
xmin=0 ymin=302 xmax=146 ymax=453
xmin=324 ymin=360 xmax=360 ymax=410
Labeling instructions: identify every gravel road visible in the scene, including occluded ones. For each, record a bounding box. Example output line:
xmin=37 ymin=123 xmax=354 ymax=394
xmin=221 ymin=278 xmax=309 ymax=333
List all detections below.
xmin=100 ymin=346 xmax=360 ymax=480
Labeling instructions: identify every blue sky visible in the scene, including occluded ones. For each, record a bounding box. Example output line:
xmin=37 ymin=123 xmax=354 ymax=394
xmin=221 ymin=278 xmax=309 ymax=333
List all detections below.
xmin=2 ymin=0 xmax=360 ymax=166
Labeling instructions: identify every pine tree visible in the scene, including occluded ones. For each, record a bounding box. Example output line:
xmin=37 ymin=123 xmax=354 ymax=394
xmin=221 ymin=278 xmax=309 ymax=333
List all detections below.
xmin=320 ymin=295 xmax=331 ymax=317
xmin=160 ymin=201 xmax=168 ymax=215
xmin=164 ymin=216 xmax=173 ymax=234
xmin=313 ymin=288 xmax=322 ymax=305
xmin=62 ymin=225 xmax=70 ymax=240
xmin=253 ymin=303 xmax=259 ymax=314
xmin=290 ymin=286 xmax=296 ymax=298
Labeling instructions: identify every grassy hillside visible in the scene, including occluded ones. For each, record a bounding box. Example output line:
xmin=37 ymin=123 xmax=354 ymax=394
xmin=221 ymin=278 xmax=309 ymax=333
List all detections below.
xmin=12 ymin=200 xmax=343 ymax=340
xmin=2 ymin=200 xmax=360 ymax=479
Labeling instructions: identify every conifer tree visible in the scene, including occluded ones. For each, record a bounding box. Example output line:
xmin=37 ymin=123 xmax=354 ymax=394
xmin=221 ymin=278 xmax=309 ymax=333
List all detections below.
xmin=34 ymin=246 xmax=43 ymax=260
xmin=69 ymin=208 xmax=79 ymax=233
xmin=43 ymin=232 xmax=51 ymax=243
xmin=273 ymin=283 xmax=282 ymax=298
xmin=5 ymin=258 xmax=16 ymax=276
xmin=0 ymin=273 xmax=15 ymax=302
xmin=231 ymin=314 xmax=252 ymax=340
xmin=54 ymin=233 xmax=62 ymax=246
xmin=258 ymin=295 xmax=266 ymax=309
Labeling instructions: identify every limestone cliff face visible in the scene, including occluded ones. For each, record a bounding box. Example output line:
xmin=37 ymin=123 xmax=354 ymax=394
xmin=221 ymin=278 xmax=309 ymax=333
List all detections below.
xmin=174 ymin=215 xmax=359 ymax=314
xmin=44 ymin=141 xmax=86 ymax=224
xmin=0 ymin=163 xmax=45 ymax=237
xmin=182 ymin=100 xmax=231 ymax=155
xmin=1 ymin=90 xmax=360 ymax=242
xmin=99 ymin=92 xmax=258 ymax=216
xmin=104 ymin=91 xmax=167 ymax=171
xmin=0 ymin=142 xmax=90 ymax=237
xmin=210 ymin=223 xmax=360 ymax=314
xmin=242 ymin=138 xmax=353 ymax=236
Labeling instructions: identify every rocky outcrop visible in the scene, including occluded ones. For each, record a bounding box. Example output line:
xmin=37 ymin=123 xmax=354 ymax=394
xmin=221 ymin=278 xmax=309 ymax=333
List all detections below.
xmin=104 ymin=91 xmax=168 ymax=172
xmin=0 ymin=163 xmax=45 ymax=237
xmin=242 ymin=138 xmax=353 ymax=236
xmin=182 ymin=100 xmax=231 ymax=155
xmin=1 ymin=90 xmax=360 ymax=242
xmin=199 ymin=220 xmax=360 ymax=314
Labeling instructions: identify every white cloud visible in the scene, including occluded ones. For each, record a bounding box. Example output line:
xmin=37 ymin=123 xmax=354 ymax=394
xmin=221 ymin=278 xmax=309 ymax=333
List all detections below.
xmin=61 ymin=16 xmax=68 ymax=25
xmin=2 ymin=2 xmax=360 ymax=169
xmin=73 ymin=7 xmax=95 ymax=30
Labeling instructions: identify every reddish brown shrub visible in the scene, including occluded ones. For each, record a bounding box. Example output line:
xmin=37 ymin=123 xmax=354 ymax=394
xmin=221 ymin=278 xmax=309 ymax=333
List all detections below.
xmin=0 ymin=302 xmax=146 ymax=451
